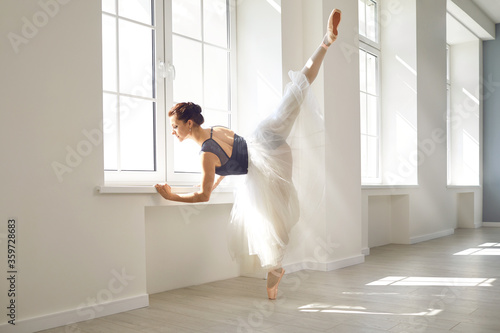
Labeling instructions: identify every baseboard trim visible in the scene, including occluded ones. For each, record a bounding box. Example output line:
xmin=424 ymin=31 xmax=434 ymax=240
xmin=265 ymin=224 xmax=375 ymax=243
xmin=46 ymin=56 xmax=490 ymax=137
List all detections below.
xmin=0 ymin=294 xmax=149 ymax=333
xmin=410 ymin=228 xmax=455 ymax=244
xmin=482 ymin=222 xmax=500 ymax=227
xmin=283 ymin=254 xmax=365 ymax=274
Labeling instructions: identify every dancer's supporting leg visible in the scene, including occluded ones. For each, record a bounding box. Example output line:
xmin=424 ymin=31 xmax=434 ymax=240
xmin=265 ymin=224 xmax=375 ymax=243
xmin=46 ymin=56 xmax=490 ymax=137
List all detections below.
xmin=301 ymin=8 xmax=342 ymax=84
xmin=267 ymin=267 xmax=285 ymax=300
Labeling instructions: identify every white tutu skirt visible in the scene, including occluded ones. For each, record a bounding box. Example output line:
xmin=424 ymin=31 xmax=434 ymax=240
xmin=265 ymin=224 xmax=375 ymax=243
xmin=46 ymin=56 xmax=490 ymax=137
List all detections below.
xmin=227 ymin=70 xmax=315 ymax=270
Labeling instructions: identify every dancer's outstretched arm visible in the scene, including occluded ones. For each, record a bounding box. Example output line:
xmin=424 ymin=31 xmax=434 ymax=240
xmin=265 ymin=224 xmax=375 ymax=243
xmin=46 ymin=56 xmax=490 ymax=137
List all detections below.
xmin=301 ymin=9 xmax=341 ymax=84
xmin=155 ymin=153 xmax=218 ymax=203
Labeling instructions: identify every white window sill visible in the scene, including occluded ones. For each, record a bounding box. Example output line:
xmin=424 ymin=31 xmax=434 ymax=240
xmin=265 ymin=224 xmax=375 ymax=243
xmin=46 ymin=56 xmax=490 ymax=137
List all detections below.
xmin=96 ymin=185 xmax=235 ymax=205
xmin=361 ymin=185 xmax=420 ymax=190
xmin=446 ymin=185 xmax=481 ymax=189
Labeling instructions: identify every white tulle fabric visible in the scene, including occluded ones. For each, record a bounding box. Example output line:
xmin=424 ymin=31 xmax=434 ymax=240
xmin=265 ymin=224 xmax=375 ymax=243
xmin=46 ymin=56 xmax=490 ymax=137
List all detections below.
xmin=228 ymin=70 xmax=316 ymax=270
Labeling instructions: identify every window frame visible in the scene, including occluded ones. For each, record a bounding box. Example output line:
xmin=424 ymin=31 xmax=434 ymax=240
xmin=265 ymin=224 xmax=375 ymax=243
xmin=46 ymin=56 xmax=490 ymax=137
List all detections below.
xmin=359 ymin=45 xmax=382 ymax=184
xmin=359 ymin=0 xmax=382 ymax=185
xmin=358 ymin=0 xmax=379 ymax=48
xmin=102 ymin=0 xmax=237 ymax=186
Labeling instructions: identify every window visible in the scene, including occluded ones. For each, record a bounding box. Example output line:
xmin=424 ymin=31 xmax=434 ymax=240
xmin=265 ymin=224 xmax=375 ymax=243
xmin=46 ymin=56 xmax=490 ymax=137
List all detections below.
xmin=359 ymin=49 xmax=380 ymax=182
xmin=359 ymin=0 xmax=381 ymax=184
xmin=101 ymin=0 xmax=236 ymax=185
xmin=102 ymin=0 xmax=162 ymax=184
xmin=358 ymin=0 xmax=379 ymax=45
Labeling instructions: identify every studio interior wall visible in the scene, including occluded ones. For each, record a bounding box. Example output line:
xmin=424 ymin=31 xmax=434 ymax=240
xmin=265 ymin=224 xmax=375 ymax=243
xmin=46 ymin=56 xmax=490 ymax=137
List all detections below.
xmin=483 ymin=23 xmax=500 ymax=223
xmin=0 ymin=1 xmax=149 ymax=332
xmin=0 ymin=0 xmax=492 ymax=332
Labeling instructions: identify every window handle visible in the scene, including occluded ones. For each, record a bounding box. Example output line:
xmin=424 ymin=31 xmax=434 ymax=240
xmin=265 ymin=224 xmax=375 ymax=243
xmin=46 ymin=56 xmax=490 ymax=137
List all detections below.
xmin=158 ymin=61 xmax=176 ymax=80
xmin=167 ymin=62 xmax=176 ymax=80
xmin=158 ymin=60 xmax=167 ymax=79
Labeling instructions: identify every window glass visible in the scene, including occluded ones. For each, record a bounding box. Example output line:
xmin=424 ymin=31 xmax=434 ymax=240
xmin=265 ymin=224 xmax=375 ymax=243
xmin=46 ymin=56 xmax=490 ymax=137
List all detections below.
xmin=358 ymin=0 xmax=366 ymax=37
xmin=367 ymin=95 xmax=378 ymax=136
xmin=119 ymin=97 xmax=155 ymax=170
xmin=102 ymin=15 xmax=117 ymax=92
xmin=172 ymin=0 xmax=202 ymax=40
xmin=204 ymin=0 xmax=228 ymax=48
xmin=359 ymin=0 xmax=378 ymax=44
xmin=204 ymin=45 xmax=228 ymax=110
xmin=359 ymin=0 xmax=380 ymax=184
xmin=359 ymin=48 xmax=380 ymax=182
xmin=366 ymin=53 xmax=377 ymax=95
xmin=359 ymin=51 xmax=367 ymax=92
xmin=174 ymin=140 xmax=201 ymax=173
xmin=366 ymin=0 xmax=377 ymax=41
xmin=103 ymin=93 xmax=118 ymax=170
xmin=102 ymin=0 xmax=116 ymax=14
xmin=119 ymin=0 xmax=153 ymax=25
xmin=172 ymin=36 xmax=203 ymax=104
xmin=119 ymin=19 xmax=154 ymax=98
xmin=102 ymin=0 xmax=156 ymax=174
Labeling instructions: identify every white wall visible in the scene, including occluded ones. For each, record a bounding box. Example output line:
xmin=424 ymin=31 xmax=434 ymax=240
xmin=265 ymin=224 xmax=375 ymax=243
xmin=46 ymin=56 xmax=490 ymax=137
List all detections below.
xmin=321 ymin=0 xmax=363 ymax=267
xmin=412 ymin=0 xmax=451 ymax=238
xmin=368 ymin=196 xmax=392 ymax=247
xmin=449 ymin=41 xmax=481 ymax=186
xmin=380 ymin=0 xmax=418 ymax=185
xmin=0 ymin=1 xmax=149 ymax=332
xmin=145 ymin=204 xmax=239 ymax=293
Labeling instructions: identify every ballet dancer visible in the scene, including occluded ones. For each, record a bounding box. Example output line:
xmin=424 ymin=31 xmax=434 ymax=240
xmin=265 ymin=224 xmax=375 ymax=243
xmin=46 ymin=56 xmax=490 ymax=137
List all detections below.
xmin=156 ymin=8 xmax=341 ymax=299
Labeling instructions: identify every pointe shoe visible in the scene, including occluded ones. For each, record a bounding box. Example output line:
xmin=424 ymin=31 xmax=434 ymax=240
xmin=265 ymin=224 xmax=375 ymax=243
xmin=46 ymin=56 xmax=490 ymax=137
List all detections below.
xmin=267 ymin=269 xmax=285 ymax=300
xmin=326 ymin=9 xmax=342 ymax=45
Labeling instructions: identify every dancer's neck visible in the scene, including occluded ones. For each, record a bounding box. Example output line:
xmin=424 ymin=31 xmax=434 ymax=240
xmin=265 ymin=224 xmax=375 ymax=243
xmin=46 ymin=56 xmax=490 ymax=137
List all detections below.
xmin=189 ymin=127 xmax=211 ymax=146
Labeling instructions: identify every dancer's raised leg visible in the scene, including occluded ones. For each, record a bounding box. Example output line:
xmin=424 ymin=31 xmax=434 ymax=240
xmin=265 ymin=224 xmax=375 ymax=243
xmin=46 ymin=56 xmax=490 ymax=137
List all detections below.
xmin=301 ymin=9 xmax=341 ymax=84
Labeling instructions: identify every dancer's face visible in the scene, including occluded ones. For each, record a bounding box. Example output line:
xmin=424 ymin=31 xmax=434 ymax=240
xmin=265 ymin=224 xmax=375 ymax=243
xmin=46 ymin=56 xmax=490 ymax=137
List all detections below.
xmin=170 ymin=115 xmax=191 ymax=142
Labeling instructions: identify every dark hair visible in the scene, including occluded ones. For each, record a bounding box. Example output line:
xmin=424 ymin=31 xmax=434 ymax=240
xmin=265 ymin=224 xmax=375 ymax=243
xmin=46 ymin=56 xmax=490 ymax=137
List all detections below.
xmin=168 ymin=102 xmax=204 ymax=126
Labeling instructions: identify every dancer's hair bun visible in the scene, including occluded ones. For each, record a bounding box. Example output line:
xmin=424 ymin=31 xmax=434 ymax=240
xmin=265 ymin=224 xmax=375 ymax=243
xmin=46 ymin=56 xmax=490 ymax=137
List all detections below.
xmin=168 ymin=102 xmax=204 ymax=125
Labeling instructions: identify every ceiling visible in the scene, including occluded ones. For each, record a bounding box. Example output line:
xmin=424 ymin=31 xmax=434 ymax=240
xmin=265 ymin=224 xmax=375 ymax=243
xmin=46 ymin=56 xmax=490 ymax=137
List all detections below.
xmin=447 ymin=0 xmax=500 ymax=44
xmin=471 ymin=0 xmax=500 ymax=23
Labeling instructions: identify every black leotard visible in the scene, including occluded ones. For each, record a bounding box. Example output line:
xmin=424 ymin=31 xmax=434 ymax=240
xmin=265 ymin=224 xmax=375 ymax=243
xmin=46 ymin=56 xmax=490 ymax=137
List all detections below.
xmin=200 ymin=127 xmax=248 ymax=176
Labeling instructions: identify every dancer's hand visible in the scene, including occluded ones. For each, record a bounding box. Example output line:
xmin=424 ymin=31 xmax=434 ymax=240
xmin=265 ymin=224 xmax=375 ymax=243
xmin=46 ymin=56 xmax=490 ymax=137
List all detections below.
xmin=155 ymin=183 xmax=172 ymax=200
xmin=212 ymin=176 xmax=225 ymax=191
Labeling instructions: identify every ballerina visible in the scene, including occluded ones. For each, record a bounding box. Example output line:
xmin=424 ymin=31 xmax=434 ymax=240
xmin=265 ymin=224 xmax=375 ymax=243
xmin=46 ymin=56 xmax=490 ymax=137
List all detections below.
xmin=156 ymin=8 xmax=341 ymax=299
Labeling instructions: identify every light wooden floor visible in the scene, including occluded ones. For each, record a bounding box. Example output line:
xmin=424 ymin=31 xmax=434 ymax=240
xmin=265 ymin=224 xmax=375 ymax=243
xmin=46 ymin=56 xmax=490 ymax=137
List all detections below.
xmin=39 ymin=227 xmax=500 ymax=332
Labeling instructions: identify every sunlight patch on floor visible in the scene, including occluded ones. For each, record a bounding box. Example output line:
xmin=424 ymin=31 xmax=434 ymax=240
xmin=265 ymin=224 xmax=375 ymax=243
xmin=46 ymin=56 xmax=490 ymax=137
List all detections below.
xmin=298 ymin=303 xmax=442 ymax=316
xmin=366 ymin=276 xmax=496 ymax=287
xmin=454 ymin=243 xmax=500 ymax=255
